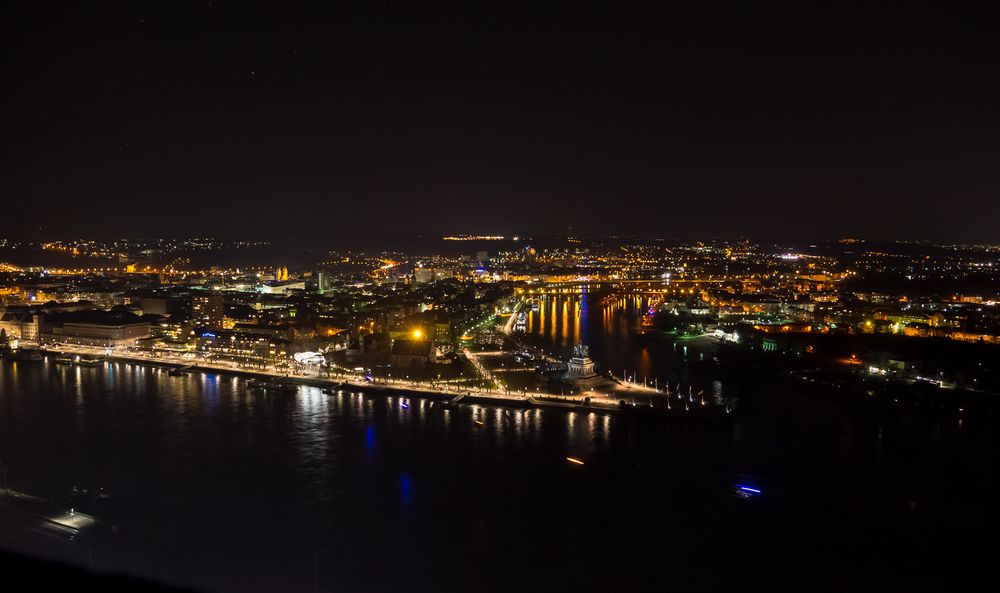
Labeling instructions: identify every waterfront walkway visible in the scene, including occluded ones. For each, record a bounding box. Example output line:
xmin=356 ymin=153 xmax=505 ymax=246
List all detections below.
xmin=39 ymin=344 xmax=578 ymax=408
xmin=33 ymin=344 xmax=714 ymax=418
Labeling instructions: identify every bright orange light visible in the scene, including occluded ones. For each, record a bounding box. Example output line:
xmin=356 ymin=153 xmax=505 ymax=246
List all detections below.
xmin=566 ymin=457 xmax=585 ymax=465
xmin=413 ymin=329 xmax=423 ymax=339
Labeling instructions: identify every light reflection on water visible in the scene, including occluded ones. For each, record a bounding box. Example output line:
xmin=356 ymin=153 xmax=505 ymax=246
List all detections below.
xmin=521 ymin=288 xmax=716 ymax=393
xmin=0 ymin=351 xmax=992 ymax=592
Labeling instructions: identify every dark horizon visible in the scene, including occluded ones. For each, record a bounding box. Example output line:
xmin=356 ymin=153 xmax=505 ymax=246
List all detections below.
xmin=2 ymin=232 xmax=996 ymax=249
xmin=3 ymin=3 xmax=1000 ymax=241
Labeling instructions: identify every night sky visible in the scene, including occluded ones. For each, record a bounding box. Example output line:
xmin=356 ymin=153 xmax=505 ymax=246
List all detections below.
xmin=3 ymin=3 xmax=999 ymax=241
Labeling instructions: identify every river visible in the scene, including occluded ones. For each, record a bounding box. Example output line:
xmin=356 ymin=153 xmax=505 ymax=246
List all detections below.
xmin=0 ymin=290 xmax=996 ymax=591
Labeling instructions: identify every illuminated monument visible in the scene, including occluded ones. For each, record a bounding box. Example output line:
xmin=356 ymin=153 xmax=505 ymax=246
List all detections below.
xmin=562 ymin=343 xmax=599 ymax=384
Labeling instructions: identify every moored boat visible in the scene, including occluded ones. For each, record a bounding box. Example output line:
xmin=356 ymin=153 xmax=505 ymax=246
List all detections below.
xmin=1 ymin=347 xmax=44 ymax=362
xmin=248 ymin=378 xmax=298 ymax=393
xmin=53 ymin=354 xmax=103 ymax=367
xmin=168 ymin=364 xmax=194 ymax=376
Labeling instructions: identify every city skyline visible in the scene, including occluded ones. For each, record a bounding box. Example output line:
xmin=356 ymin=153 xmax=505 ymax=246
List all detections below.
xmin=4 ymin=5 xmax=1000 ymax=592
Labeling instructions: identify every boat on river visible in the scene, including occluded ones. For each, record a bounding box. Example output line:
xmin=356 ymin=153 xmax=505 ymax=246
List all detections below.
xmin=1 ymin=347 xmax=44 ymax=362
xmin=247 ymin=378 xmax=298 ymax=394
xmin=169 ymin=364 xmax=194 ymax=376
xmin=54 ymin=354 xmax=104 ymax=367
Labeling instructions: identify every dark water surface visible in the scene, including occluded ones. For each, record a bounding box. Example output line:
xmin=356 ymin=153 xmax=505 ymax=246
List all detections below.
xmin=1 ymin=292 xmax=997 ymax=592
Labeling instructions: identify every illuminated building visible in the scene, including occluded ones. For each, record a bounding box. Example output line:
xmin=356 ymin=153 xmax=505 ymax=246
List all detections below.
xmin=414 ymin=268 xmax=434 ymax=283
xmin=197 ymin=330 xmax=288 ymax=362
xmin=260 ymin=280 xmax=307 ymax=294
xmin=413 ymin=268 xmax=454 ymax=283
xmin=191 ymin=292 xmax=224 ymax=330
xmin=44 ymin=310 xmax=150 ymax=347
xmin=0 ymin=310 xmax=43 ymax=341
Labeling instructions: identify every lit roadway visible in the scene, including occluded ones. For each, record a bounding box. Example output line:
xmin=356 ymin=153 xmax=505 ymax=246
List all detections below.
xmin=42 ymin=331 xmax=694 ymax=407
xmin=501 ymin=301 xmax=522 ymax=334
xmin=41 ymin=343 xmax=569 ymax=405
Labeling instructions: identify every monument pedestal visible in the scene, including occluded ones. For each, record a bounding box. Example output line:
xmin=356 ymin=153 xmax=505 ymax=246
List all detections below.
xmin=562 ymin=343 xmax=599 ymax=384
